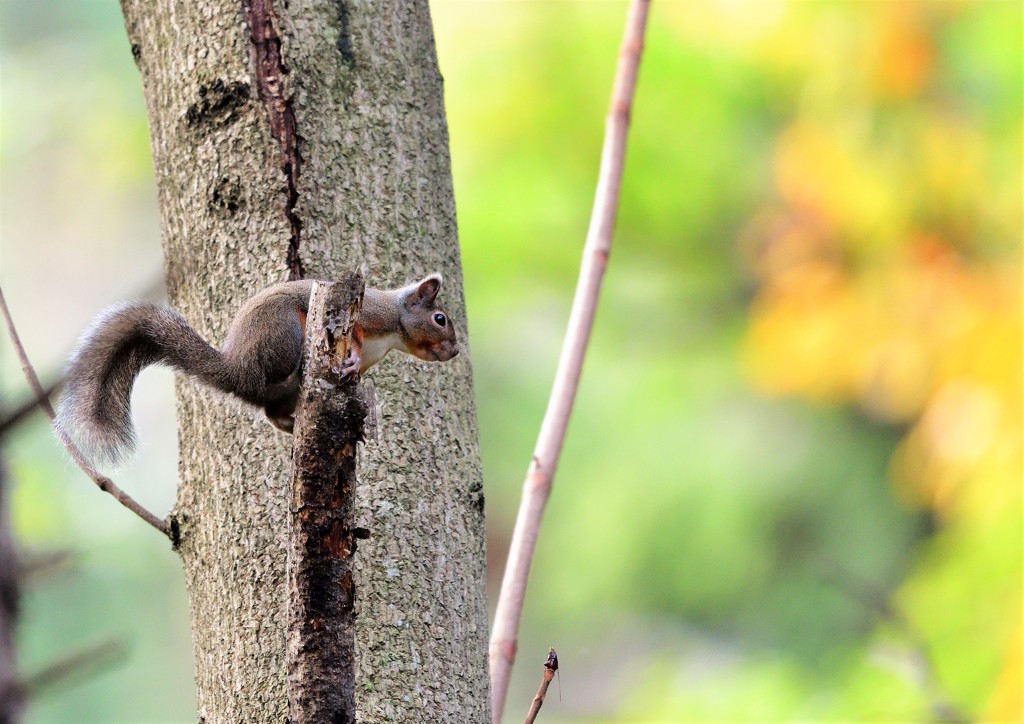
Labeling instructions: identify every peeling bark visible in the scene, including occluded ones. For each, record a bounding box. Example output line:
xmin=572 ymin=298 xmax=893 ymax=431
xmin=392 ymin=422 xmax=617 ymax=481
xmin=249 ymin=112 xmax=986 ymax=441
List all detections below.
xmin=287 ymin=277 xmax=365 ymax=722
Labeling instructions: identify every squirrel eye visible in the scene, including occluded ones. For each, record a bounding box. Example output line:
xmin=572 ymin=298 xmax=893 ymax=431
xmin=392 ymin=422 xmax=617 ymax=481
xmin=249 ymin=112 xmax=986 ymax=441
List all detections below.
xmin=433 ymin=313 xmax=447 ymax=327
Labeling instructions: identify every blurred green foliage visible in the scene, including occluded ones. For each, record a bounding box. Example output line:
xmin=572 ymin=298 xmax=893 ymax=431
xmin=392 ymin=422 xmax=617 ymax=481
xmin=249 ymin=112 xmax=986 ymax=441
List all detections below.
xmin=1 ymin=1 xmax=1019 ymax=722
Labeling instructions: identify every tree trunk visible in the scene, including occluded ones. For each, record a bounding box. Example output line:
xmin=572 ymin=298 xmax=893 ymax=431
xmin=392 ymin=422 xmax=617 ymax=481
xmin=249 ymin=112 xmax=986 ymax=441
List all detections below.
xmin=119 ymin=0 xmax=490 ymax=719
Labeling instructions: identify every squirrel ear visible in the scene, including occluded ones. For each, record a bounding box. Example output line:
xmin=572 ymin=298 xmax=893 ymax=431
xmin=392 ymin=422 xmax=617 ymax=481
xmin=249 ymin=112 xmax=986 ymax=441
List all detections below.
xmin=408 ymin=273 xmax=442 ymax=308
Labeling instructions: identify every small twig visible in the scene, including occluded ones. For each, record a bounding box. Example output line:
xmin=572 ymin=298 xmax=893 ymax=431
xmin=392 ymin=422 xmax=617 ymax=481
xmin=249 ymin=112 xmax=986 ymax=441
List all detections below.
xmin=0 ymin=379 xmax=62 ymax=438
xmin=524 ymin=648 xmax=558 ymax=724
xmin=17 ymin=550 xmax=74 ymax=583
xmin=820 ymin=561 xmax=967 ymax=721
xmin=19 ymin=639 xmax=127 ymax=698
xmin=0 ymin=286 xmax=169 ymax=537
xmin=488 ymin=2 xmax=650 ymax=719
xmin=0 ymin=274 xmax=163 ymax=438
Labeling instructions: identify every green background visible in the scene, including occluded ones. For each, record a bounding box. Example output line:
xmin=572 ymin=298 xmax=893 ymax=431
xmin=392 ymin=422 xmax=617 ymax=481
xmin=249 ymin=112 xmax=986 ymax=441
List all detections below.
xmin=1 ymin=1 xmax=1019 ymax=721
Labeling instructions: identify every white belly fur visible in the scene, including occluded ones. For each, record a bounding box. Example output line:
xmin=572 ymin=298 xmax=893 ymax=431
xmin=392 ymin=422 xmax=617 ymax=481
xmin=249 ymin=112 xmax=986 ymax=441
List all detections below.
xmin=361 ymin=333 xmax=405 ymax=371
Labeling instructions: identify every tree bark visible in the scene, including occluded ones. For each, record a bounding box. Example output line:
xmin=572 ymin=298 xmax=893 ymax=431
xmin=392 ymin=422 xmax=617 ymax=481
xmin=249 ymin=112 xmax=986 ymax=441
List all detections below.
xmin=287 ymin=278 xmax=365 ymax=722
xmin=119 ymin=0 xmax=489 ymax=720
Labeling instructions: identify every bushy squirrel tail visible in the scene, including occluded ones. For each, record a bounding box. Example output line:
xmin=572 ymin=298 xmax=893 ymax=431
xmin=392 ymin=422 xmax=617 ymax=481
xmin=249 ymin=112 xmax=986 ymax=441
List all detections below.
xmin=55 ymin=303 xmax=231 ymax=466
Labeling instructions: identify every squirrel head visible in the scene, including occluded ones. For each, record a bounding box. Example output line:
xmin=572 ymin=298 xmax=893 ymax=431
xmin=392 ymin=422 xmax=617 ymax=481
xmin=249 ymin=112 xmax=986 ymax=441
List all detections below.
xmin=399 ymin=274 xmax=459 ymax=363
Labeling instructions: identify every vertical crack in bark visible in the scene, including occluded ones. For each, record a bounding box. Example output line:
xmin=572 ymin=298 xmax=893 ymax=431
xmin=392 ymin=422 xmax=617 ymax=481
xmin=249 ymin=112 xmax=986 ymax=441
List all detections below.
xmin=243 ymin=0 xmax=304 ymax=280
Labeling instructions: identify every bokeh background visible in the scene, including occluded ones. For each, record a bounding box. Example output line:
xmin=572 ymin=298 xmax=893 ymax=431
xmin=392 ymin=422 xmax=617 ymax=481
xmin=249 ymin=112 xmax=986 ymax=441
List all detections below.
xmin=0 ymin=1 xmax=1020 ymax=721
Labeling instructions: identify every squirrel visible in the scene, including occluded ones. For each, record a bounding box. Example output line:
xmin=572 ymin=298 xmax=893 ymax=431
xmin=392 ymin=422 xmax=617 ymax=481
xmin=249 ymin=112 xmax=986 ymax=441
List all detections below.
xmin=55 ymin=274 xmax=459 ymax=466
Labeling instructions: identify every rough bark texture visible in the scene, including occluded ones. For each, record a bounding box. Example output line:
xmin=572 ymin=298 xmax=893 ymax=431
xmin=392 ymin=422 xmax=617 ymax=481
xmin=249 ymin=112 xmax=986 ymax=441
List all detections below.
xmin=119 ymin=0 xmax=489 ymax=720
xmin=287 ymin=278 xmax=365 ymax=722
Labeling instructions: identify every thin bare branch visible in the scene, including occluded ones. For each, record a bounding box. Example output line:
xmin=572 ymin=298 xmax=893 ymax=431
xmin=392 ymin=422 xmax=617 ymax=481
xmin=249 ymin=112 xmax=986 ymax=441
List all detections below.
xmin=0 ymin=379 xmax=61 ymax=438
xmin=820 ymin=561 xmax=968 ymax=721
xmin=0 ymin=286 xmax=169 ymax=537
xmin=489 ymin=2 xmax=650 ymax=719
xmin=18 ymin=550 xmax=74 ymax=582
xmin=0 ymin=274 xmax=162 ymax=439
xmin=20 ymin=639 xmax=127 ymax=698
xmin=524 ymin=648 xmax=558 ymax=724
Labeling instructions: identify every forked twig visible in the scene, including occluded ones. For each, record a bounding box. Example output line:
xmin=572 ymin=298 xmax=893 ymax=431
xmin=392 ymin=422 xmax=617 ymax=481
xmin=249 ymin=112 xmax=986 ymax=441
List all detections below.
xmin=488 ymin=1 xmax=650 ymax=719
xmin=524 ymin=648 xmax=558 ymax=724
xmin=0 ymin=379 xmax=61 ymax=437
xmin=820 ymin=561 xmax=967 ymax=721
xmin=0 ymin=275 xmax=163 ymax=439
xmin=0 ymin=286 xmax=169 ymax=537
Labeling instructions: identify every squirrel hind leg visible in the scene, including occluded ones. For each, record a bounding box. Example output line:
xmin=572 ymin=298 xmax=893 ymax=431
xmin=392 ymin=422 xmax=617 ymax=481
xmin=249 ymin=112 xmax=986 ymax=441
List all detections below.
xmin=263 ymin=362 xmax=300 ymax=435
xmin=266 ymin=413 xmax=294 ymax=434
xmin=264 ymin=392 xmax=297 ymax=435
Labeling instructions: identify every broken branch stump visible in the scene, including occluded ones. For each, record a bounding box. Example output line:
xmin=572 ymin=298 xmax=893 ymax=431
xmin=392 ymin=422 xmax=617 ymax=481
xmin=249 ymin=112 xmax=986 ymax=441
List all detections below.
xmin=287 ymin=275 xmax=368 ymax=723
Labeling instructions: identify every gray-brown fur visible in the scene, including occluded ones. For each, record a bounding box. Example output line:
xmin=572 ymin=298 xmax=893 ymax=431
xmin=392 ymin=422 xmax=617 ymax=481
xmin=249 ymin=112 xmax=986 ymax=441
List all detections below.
xmin=360 ymin=287 xmax=402 ymax=337
xmin=55 ymin=276 xmax=454 ymax=467
xmin=56 ymin=282 xmax=310 ymax=466
xmin=220 ymin=280 xmax=314 ymax=403
xmin=362 ymin=274 xmax=458 ymax=364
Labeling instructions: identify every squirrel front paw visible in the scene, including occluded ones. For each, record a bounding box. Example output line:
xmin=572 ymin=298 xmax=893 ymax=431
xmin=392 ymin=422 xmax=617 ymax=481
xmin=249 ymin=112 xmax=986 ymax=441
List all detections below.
xmin=341 ymin=347 xmax=362 ymax=380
